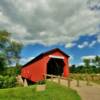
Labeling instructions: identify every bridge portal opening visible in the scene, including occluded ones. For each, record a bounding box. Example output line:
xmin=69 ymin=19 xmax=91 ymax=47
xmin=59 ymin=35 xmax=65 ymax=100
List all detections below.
xmin=47 ymin=58 xmax=65 ymax=76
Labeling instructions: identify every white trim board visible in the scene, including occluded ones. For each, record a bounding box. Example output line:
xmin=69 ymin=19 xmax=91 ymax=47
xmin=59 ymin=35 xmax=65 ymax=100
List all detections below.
xmin=49 ymin=55 xmax=64 ymax=59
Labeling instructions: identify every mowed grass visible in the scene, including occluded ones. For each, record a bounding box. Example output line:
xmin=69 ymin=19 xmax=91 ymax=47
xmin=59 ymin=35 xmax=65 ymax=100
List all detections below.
xmin=0 ymin=82 xmax=81 ymax=100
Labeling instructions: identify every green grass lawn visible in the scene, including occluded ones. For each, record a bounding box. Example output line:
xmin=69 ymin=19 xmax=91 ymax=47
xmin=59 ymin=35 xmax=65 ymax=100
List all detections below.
xmin=0 ymin=82 xmax=81 ymax=100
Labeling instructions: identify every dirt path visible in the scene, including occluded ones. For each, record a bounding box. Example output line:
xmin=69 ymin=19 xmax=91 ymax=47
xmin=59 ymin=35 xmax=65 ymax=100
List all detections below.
xmin=52 ymin=79 xmax=100 ymax=100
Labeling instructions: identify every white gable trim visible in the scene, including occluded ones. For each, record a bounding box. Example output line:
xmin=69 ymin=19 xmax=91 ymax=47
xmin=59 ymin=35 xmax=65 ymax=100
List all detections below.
xmin=49 ymin=55 xmax=64 ymax=59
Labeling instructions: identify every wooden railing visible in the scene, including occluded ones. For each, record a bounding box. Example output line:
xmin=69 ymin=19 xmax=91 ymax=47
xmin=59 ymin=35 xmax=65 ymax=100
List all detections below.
xmin=43 ymin=74 xmax=72 ymax=87
xmin=43 ymin=74 xmax=100 ymax=87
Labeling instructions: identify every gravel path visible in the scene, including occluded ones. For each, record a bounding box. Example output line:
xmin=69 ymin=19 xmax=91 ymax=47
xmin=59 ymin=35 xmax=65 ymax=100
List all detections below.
xmin=52 ymin=79 xmax=100 ymax=100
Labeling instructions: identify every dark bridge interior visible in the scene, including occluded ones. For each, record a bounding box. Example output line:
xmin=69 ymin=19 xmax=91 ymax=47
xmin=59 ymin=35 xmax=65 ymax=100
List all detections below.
xmin=47 ymin=58 xmax=65 ymax=76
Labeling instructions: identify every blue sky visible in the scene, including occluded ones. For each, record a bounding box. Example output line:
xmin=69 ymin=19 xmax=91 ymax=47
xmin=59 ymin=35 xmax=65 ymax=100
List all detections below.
xmin=0 ymin=0 xmax=100 ymax=65
xmin=20 ymin=34 xmax=100 ymax=65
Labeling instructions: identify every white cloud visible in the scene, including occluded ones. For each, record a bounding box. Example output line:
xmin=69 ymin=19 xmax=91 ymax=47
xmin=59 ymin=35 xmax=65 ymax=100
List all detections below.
xmin=78 ymin=40 xmax=97 ymax=48
xmin=82 ymin=55 xmax=100 ymax=60
xmin=20 ymin=56 xmax=34 ymax=65
xmin=81 ymin=55 xmax=100 ymax=66
xmin=0 ymin=11 xmax=10 ymax=29
xmin=97 ymin=34 xmax=100 ymax=42
xmin=77 ymin=62 xmax=84 ymax=66
xmin=77 ymin=62 xmax=94 ymax=66
xmin=69 ymin=55 xmax=74 ymax=60
xmin=78 ymin=41 xmax=89 ymax=48
xmin=89 ymin=40 xmax=96 ymax=47
xmin=65 ymin=43 xmax=76 ymax=48
xmin=81 ymin=55 xmax=96 ymax=60
xmin=0 ymin=0 xmax=100 ymax=46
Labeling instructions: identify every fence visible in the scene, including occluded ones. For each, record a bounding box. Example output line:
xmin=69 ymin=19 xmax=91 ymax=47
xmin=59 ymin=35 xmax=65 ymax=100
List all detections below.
xmin=44 ymin=74 xmax=75 ymax=88
xmin=44 ymin=74 xmax=100 ymax=87
xmin=16 ymin=74 xmax=100 ymax=87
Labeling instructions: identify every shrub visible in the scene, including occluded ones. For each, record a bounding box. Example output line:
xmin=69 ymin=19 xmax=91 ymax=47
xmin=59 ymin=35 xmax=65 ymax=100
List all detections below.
xmin=0 ymin=75 xmax=16 ymax=89
xmin=0 ymin=75 xmax=3 ymax=88
xmin=37 ymin=80 xmax=46 ymax=85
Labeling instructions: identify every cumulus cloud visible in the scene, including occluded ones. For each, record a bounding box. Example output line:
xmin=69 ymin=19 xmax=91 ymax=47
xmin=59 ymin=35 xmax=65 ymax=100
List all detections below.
xmin=81 ymin=55 xmax=96 ymax=60
xmin=89 ymin=40 xmax=96 ymax=47
xmin=78 ymin=41 xmax=89 ymax=48
xmin=65 ymin=43 xmax=76 ymax=48
xmin=0 ymin=0 xmax=100 ymax=46
xmin=20 ymin=56 xmax=34 ymax=65
xmin=82 ymin=55 xmax=100 ymax=60
xmin=69 ymin=55 xmax=74 ymax=61
xmin=78 ymin=40 xmax=97 ymax=48
xmin=97 ymin=34 xmax=100 ymax=42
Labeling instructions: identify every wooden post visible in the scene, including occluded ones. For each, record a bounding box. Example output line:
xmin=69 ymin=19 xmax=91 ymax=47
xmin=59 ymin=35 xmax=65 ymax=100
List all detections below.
xmin=91 ymin=75 xmax=94 ymax=81
xmin=67 ymin=78 xmax=71 ymax=88
xmin=58 ymin=76 xmax=61 ymax=84
xmin=86 ymin=75 xmax=90 ymax=86
xmin=76 ymin=79 xmax=80 ymax=87
xmin=51 ymin=75 xmax=53 ymax=81
xmin=23 ymin=79 xmax=28 ymax=87
xmin=16 ymin=75 xmax=24 ymax=86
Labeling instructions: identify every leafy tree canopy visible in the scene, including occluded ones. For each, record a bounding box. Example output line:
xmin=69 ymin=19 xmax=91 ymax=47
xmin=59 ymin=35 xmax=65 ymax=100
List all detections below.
xmin=0 ymin=30 xmax=23 ymax=73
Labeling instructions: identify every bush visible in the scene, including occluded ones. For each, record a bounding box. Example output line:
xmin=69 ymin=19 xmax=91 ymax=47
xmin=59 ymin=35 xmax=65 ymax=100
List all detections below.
xmin=37 ymin=80 xmax=46 ymax=85
xmin=0 ymin=75 xmax=16 ymax=89
xmin=2 ymin=67 xmax=17 ymax=76
xmin=0 ymin=75 xmax=3 ymax=88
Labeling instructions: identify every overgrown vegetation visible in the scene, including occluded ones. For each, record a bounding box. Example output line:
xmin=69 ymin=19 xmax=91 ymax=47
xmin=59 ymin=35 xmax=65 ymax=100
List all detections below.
xmin=69 ymin=56 xmax=100 ymax=84
xmin=0 ymin=30 xmax=23 ymax=71
xmin=0 ymin=75 xmax=16 ymax=88
xmin=93 ymin=80 xmax=100 ymax=84
xmin=0 ymin=82 xmax=81 ymax=100
xmin=70 ymin=56 xmax=100 ymax=74
xmin=37 ymin=80 xmax=46 ymax=85
xmin=0 ymin=30 xmax=23 ymax=89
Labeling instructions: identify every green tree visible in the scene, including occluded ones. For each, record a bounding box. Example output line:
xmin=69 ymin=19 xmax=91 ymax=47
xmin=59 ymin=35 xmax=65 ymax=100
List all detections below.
xmin=76 ymin=65 xmax=85 ymax=73
xmin=0 ymin=31 xmax=10 ymax=73
xmin=0 ymin=30 xmax=10 ymax=49
xmin=92 ymin=56 xmax=100 ymax=67
xmin=92 ymin=56 xmax=100 ymax=73
xmin=90 ymin=65 xmax=97 ymax=73
xmin=0 ymin=52 xmax=6 ymax=73
xmin=7 ymin=41 xmax=23 ymax=74
xmin=0 ymin=30 xmax=23 ymax=74
xmin=70 ymin=65 xmax=76 ymax=73
xmin=83 ymin=58 xmax=92 ymax=74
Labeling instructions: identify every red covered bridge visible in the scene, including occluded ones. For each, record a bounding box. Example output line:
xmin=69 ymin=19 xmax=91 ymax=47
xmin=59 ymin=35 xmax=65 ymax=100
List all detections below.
xmin=21 ymin=48 xmax=70 ymax=82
